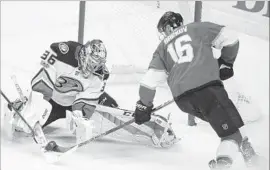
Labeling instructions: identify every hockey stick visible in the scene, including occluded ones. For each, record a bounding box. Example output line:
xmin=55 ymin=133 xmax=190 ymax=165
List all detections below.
xmin=65 ymin=99 xmax=174 ymax=151
xmin=11 ymin=75 xmax=27 ymax=103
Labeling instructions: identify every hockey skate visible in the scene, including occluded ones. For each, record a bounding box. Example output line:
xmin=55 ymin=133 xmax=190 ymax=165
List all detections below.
xmin=240 ymin=137 xmax=259 ymax=167
xmin=208 ymin=157 xmax=233 ymax=170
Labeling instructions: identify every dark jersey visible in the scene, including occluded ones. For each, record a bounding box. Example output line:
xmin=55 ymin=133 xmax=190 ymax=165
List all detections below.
xmin=49 ymin=41 xmax=82 ymax=67
xmin=139 ymin=22 xmax=239 ymax=106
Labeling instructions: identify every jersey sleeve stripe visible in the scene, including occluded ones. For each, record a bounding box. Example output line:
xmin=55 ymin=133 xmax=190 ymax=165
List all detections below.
xmin=32 ymin=80 xmax=54 ymax=101
xmin=31 ymin=68 xmax=55 ymax=89
xmin=140 ymin=69 xmax=168 ymax=90
xmin=73 ymin=97 xmax=100 ymax=107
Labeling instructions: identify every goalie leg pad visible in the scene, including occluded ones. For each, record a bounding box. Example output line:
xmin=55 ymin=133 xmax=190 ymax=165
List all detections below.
xmin=121 ymin=114 xmax=178 ymax=148
xmin=66 ymin=110 xmax=94 ymax=144
xmin=4 ymin=91 xmax=52 ymax=135
xmin=147 ymin=114 xmax=179 ymax=148
xmin=15 ymin=91 xmax=52 ymax=133
xmin=89 ymin=109 xmax=178 ymax=148
xmin=33 ymin=122 xmax=48 ymax=148
xmin=3 ymin=106 xmax=17 ymax=140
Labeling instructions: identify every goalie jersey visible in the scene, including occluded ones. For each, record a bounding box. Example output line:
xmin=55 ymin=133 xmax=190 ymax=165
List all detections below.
xmin=140 ymin=22 xmax=239 ymax=106
xmin=31 ymin=41 xmax=105 ymax=108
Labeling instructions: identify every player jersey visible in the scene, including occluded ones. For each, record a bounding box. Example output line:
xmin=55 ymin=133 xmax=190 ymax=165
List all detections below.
xmin=139 ymin=22 xmax=239 ymax=106
xmin=31 ymin=41 xmax=105 ymax=107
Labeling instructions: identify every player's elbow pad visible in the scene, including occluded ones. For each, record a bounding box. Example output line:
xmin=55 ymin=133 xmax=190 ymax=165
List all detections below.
xmin=220 ymin=41 xmax=239 ymax=66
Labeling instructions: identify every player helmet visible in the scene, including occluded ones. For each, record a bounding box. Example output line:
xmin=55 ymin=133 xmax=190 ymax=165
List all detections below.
xmin=78 ymin=39 xmax=107 ymax=78
xmin=157 ymin=11 xmax=183 ymax=37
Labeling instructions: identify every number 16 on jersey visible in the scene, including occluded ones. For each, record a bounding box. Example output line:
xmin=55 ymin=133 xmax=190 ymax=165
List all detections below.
xmin=40 ymin=50 xmax=57 ymax=67
xmin=167 ymin=34 xmax=194 ymax=64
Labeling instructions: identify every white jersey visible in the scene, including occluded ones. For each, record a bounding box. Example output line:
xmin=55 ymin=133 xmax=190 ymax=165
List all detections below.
xmin=31 ymin=41 xmax=105 ymax=107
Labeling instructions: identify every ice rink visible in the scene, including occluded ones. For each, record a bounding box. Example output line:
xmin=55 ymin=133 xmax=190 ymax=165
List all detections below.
xmin=1 ymin=2 xmax=269 ymax=170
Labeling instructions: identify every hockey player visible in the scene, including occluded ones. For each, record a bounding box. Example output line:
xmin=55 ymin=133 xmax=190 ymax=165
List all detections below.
xmin=4 ymin=39 xmax=177 ymax=150
xmin=133 ymin=11 xmax=258 ymax=169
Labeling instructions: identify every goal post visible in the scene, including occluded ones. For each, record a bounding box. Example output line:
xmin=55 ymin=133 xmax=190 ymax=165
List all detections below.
xmin=76 ymin=1 xmax=203 ymax=84
xmin=194 ymin=1 xmax=202 ymax=22
xmin=78 ymin=1 xmax=86 ymax=44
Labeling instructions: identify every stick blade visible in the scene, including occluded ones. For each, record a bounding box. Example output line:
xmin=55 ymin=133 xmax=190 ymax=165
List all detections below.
xmin=43 ymin=142 xmax=78 ymax=163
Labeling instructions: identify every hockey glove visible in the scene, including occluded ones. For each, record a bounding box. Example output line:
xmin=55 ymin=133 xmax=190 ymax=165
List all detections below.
xmin=218 ymin=58 xmax=234 ymax=81
xmin=134 ymin=100 xmax=153 ymax=125
xmin=98 ymin=92 xmax=118 ymax=108
xmin=7 ymin=97 xmax=27 ymax=112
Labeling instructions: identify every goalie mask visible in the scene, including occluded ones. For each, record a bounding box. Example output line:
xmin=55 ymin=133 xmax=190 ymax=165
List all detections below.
xmin=78 ymin=39 xmax=107 ymax=78
xmin=157 ymin=11 xmax=183 ymax=39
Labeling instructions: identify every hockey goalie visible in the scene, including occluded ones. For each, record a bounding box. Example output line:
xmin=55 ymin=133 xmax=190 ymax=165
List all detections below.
xmin=3 ymin=40 xmax=178 ymax=150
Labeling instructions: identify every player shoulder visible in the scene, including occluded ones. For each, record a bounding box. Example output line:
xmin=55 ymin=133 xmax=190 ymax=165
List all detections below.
xmin=50 ymin=41 xmax=82 ymax=54
xmin=188 ymin=22 xmax=224 ymax=32
xmin=50 ymin=41 xmax=83 ymax=67
xmin=154 ymin=41 xmax=166 ymax=57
